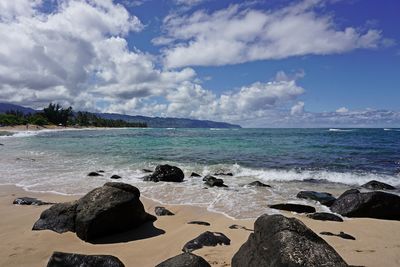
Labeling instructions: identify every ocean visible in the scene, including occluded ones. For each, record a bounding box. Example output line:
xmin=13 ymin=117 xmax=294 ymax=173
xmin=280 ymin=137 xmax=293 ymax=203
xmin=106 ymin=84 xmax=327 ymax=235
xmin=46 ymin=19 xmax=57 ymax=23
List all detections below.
xmin=1 ymin=128 xmax=399 ymax=219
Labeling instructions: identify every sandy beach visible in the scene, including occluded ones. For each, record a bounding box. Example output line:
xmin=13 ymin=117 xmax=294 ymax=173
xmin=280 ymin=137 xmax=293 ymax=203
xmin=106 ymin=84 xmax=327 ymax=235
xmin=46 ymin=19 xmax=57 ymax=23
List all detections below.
xmin=0 ymin=185 xmax=399 ymax=267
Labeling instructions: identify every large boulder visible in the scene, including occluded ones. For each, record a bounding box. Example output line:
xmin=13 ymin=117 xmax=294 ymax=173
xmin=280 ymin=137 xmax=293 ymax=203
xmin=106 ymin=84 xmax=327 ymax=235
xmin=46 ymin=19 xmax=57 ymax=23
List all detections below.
xmin=183 ymin=231 xmax=230 ymax=252
xmin=33 ymin=182 xmax=156 ymax=242
xmin=330 ymin=189 xmax=400 ymax=220
xmin=297 ymin=191 xmax=336 ymax=207
xmin=361 ymin=180 xmax=396 ymax=190
xmin=231 ymin=214 xmax=348 ymax=267
xmin=268 ymin=203 xmax=316 ymax=213
xmin=143 ymin=164 xmax=184 ymax=182
xmin=46 ymin=251 xmax=125 ymax=267
xmin=156 ymin=253 xmax=211 ymax=267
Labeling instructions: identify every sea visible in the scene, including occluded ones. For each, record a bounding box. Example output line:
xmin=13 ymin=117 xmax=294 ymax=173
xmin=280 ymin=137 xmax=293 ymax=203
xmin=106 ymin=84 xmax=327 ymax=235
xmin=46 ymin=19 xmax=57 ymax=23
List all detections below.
xmin=1 ymin=128 xmax=399 ymax=219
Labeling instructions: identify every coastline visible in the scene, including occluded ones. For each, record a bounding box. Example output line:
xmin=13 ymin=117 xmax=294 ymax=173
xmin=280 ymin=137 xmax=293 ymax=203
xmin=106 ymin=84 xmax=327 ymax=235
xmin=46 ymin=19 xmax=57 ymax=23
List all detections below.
xmin=1 ymin=184 xmax=399 ymax=267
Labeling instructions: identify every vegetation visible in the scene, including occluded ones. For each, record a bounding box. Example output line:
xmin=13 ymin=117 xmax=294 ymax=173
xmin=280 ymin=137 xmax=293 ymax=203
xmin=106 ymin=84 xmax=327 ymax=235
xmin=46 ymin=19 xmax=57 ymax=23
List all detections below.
xmin=0 ymin=103 xmax=147 ymax=128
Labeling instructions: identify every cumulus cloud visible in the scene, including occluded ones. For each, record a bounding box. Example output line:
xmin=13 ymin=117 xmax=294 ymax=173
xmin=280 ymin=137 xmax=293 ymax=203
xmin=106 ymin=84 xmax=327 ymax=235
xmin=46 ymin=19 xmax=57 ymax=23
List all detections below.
xmin=291 ymin=101 xmax=305 ymax=115
xmin=155 ymin=0 xmax=384 ymax=68
xmin=336 ymin=107 xmax=349 ymax=113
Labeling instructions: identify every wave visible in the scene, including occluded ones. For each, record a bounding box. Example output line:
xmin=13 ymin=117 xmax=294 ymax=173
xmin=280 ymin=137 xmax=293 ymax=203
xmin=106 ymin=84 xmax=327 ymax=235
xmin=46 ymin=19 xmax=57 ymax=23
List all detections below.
xmin=384 ymin=128 xmax=400 ymax=132
xmin=328 ymin=128 xmax=354 ymax=132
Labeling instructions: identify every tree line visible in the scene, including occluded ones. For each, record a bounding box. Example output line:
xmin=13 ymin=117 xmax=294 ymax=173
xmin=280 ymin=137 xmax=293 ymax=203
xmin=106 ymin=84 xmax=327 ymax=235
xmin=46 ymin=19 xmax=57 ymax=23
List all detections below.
xmin=0 ymin=103 xmax=147 ymax=128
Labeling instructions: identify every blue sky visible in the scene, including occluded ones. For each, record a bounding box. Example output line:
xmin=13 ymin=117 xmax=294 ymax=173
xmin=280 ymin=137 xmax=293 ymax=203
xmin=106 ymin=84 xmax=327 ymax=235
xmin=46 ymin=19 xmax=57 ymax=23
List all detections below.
xmin=0 ymin=0 xmax=399 ymax=127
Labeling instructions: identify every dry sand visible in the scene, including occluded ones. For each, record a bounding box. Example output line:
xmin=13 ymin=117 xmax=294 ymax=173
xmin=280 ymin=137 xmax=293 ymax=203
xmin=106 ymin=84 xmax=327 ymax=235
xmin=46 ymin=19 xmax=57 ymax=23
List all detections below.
xmin=0 ymin=185 xmax=399 ymax=267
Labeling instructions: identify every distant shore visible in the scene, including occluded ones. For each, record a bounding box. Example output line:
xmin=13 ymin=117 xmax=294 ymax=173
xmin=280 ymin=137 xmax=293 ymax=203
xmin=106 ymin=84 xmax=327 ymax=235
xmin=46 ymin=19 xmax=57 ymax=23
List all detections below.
xmin=1 ymin=184 xmax=399 ymax=266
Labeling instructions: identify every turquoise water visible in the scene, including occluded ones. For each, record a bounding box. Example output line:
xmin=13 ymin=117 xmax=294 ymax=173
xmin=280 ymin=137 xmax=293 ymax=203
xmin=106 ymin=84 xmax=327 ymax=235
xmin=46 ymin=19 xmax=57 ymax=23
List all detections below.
xmin=0 ymin=128 xmax=399 ymax=218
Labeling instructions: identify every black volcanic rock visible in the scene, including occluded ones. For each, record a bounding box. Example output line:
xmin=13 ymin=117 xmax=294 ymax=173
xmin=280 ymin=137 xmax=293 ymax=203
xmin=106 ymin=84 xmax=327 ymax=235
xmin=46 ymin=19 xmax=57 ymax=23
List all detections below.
xmin=46 ymin=251 xmax=125 ymax=267
xmin=330 ymin=189 xmax=400 ymax=220
xmin=231 ymin=214 xmax=348 ymax=267
xmin=190 ymin=172 xmax=201 ymax=177
xmin=155 ymin=206 xmax=174 ymax=216
xmin=88 ymin=172 xmax=102 ymax=177
xmin=13 ymin=197 xmax=53 ymax=206
xmin=214 ymin=172 xmax=233 ymax=176
xmin=229 ymin=224 xmax=253 ymax=231
xmin=307 ymin=212 xmax=343 ymax=222
xmin=320 ymin=231 xmax=356 ymax=240
xmin=156 ymin=253 xmax=211 ymax=267
xmin=142 ymin=169 xmax=153 ymax=173
xmin=110 ymin=174 xmax=122 ymax=179
xmin=143 ymin=164 xmax=184 ymax=182
xmin=247 ymin=181 xmax=271 ymax=187
xmin=361 ymin=180 xmax=396 ymax=190
xmin=297 ymin=191 xmax=336 ymax=206
xmin=33 ymin=182 xmax=156 ymax=242
xmin=203 ymin=175 xmax=227 ymax=187
xmin=182 ymin=231 xmax=230 ymax=252
xmin=269 ymin=203 xmax=316 ymax=213
xmin=188 ymin=221 xmax=210 ymax=226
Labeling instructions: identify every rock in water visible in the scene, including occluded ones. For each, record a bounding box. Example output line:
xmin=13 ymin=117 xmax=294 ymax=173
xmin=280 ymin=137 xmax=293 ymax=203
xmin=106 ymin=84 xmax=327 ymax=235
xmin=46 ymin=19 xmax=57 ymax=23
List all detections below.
xmin=190 ymin=172 xmax=201 ymax=177
xmin=214 ymin=172 xmax=233 ymax=176
xmin=361 ymin=180 xmax=395 ymax=190
xmin=33 ymin=182 xmax=156 ymax=242
xmin=13 ymin=197 xmax=53 ymax=206
xmin=33 ymin=202 xmax=78 ymax=233
xmin=297 ymin=191 xmax=336 ymax=206
xmin=247 ymin=181 xmax=271 ymax=187
xmin=231 ymin=214 xmax=348 ymax=267
xmin=307 ymin=212 xmax=343 ymax=222
xmin=75 ymin=182 xmax=156 ymax=241
xmin=110 ymin=174 xmax=122 ymax=179
xmin=330 ymin=189 xmax=400 ymax=220
xmin=268 ymin=203 xmax=316 ymax=213
xmin=155 ymin=206 xmax=174 ymax=216
xmin=88 ymin=172 xmax=102 ymax=177
xmin=143 ymin=164 xmax=184 ymax=182
xmin=142 ymin=169 xmax=153 ymax=173
xmin=46 ymin=251 xmax=125 ymax=267
xmin=156 ymin=253 xmax=211 ymax=267
xmin=203 ymin=175 xmax=227 ymax=187
xmin=182 ymin=231 xmax=230 ymax=252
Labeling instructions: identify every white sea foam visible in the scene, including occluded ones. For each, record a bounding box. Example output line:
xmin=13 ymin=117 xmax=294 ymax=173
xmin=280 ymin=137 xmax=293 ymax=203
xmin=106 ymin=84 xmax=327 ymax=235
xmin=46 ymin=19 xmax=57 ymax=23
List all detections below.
xmin=328 ymin=128 xmax=354 ymax=132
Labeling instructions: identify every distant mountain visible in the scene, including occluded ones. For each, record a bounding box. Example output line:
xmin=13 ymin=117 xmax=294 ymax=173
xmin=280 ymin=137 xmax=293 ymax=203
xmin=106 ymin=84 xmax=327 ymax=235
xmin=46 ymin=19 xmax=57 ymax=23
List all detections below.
xmin=0 ymin=103 xmax=38 ymax=115
xmin=0 ymin=103 xmax=241 ymax=128
xmin=96 ymin=113 xmax=241 ymax=128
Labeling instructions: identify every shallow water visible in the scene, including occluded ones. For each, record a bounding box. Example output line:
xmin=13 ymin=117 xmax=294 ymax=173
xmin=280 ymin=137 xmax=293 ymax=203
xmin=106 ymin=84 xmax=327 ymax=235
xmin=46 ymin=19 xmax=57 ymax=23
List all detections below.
xmin=0 ymin=128 xmax=399 ymax=219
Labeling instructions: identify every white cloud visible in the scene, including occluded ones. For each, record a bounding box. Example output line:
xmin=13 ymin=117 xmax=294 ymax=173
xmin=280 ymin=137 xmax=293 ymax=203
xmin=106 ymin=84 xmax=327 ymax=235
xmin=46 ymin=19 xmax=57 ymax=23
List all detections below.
xmin=156 ymin=0 xmax=384 ymax=68
xmin=291 ymin=101 xmax=305 ymax=115
xmin=336 ymin=107 xmax=349 ymax=113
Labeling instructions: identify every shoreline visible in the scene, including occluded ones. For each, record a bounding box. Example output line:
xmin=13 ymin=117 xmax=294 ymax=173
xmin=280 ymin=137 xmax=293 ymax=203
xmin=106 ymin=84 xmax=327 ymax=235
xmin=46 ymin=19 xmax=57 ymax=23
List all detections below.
xmin=1 ymin=184 xmax=400 ymax=266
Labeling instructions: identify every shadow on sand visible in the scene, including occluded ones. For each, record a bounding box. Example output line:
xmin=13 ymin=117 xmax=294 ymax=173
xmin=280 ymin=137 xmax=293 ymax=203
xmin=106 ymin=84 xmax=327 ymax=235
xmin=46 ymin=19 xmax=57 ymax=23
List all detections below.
xmin=89 ymin=222 xmax=165 ymax=244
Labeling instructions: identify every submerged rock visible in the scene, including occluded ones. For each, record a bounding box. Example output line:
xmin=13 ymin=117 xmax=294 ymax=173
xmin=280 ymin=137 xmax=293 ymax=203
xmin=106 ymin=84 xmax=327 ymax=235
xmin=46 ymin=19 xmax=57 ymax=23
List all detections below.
xmin=33 ymin=182 xmax=156 ymax=242
xmin=214 ymin=172 xmax=233 ymax=176
xmin=231 ymin=214 xmax=348 ymax=267
xmin=13 ymin=197 xmax=53 ymax=206
xmin=182 ymin=231 xmax=230 ymax=252
xmin=361 ymin=180 xmax=396 ymax=190
xmin=46 ymin=251 xmax=125 ymax=267
xmin=190 ymin=172 xmax=201 ymax=177
xmin=320 ymin=231 xmax=356 ymax=240
xmin=143 ymin=164 xmax=184 ymax=182
xmin=87 ymin=172 xmax=102 ymax=177
xmin=247 ymin=181 xmax=271 ymax=187
xmin=330 ymin=189 xmax=400 ymax=220
xmin=297 ymin=191 xmax=336 ymax=206
xmin=187 ymin=221 xmax=210 ymax=226
xmin=203 ymin=175 xmax=228 ymax=187
xmin=142 ymin=169 xmax=153 ymax=173
xmin=156 ymin=253 xmax=210 ymax=267
xmin=110 ymin=174 xmax=122 ymax=179
xmin=269 ymin=203 xmax=316 ymax=213
xmin=307 ymin=212 xmax=343 ymax=222
xmin=155 ymin=206 xmax=174 ymax=216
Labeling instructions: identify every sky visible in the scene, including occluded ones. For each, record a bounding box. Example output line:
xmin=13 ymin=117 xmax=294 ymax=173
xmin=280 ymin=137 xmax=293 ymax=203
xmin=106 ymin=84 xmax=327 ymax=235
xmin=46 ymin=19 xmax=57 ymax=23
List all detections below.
xmin=0 ymin=0 xmax=399 ymax=127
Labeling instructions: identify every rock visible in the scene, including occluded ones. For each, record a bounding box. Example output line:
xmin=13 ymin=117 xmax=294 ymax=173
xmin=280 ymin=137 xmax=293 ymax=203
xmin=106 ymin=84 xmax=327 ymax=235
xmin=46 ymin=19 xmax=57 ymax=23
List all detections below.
xmin=229 ymin=224 xmax=253 ymax=231
xmin=155 ymin=206 xmax=174 ymax=216
xmin=110 ymin=174 xmax=122 ymax=179
xmin=190 ymin=172 xmax=201 ymax=177
xmin=269 ymin=203 xmax=316 ymax=213
xmin=0 ymin=143 xmax=3 ymax=146
xmin=156 ymin=253 xmax=210 ymax=267
xmin=33 ymin=201 xmax=78 ymax=233
xmin=247 ymin=181 xmax=271 ymax=187
xmin=231 ymin=214 xmax=348 ymax=267
xmin=88 ymin=172 xmax=102 ymax=177
xmin=182 ymin=231 xmax=230 ymax=252
xmin=320 ymin=231 xmax=356 ymax=240
xmin=330 ymin=189 xmax=400 ymax=220
xmin=142 ymin=169 xmax=153 ymax=173
xmin=187 ymin=221 xmax=210 ymax=226
xmin=214 ymin=172 xmax=233 ymax=176
xmin=33 ymin=182 xmax=156 ymax=242
xmin=307 ymin=212 xmax=343 ymax=222
xmin=361 ymin=180 xmax=396 ymax=190
xmin=98 ymin=170 xmax=105 ymax=173
xmin=46 ymin=251 xmax=125 ymax=267
xmin=297 ymin=191 xmax=337 ymax=207
xmin=203 ymin=175 xmax=228 ymax=187
xmin=13 ymin=197 xmax=53 ymax=206
xmin=143 ymin=164 xmax=184 ymax=182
